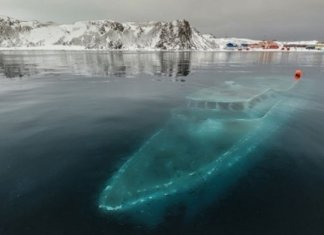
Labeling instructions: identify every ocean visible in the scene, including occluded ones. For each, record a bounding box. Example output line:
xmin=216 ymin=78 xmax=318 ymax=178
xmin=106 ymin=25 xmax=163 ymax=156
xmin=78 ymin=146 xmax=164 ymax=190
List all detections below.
xmin=0 ymin=51 xmax=324 ymax=235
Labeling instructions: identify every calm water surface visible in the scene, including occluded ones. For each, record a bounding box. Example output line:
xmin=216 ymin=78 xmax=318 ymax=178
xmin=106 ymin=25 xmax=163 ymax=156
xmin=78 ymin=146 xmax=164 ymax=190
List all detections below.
xmin=0 ymin=51 xmax=324 ymax=235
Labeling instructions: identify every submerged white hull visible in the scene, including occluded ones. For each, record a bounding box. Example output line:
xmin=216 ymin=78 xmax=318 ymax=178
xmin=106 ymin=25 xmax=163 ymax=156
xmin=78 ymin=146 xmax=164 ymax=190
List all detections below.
xmin=99 ymin=78 xmax=301 ymax=225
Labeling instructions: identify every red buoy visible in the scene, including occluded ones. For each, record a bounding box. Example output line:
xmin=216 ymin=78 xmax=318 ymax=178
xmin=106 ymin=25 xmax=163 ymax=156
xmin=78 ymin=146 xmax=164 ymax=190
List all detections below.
xmin=295 ymin=69 xmax=302 ymax=80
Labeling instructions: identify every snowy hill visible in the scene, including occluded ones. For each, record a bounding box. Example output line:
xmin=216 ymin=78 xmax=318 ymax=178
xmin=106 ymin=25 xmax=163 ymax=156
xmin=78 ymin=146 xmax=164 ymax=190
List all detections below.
xmin=0 ymin=16 xmax=319 ymax=51
xmin=0 ymin=16 xmax=221 ymax=50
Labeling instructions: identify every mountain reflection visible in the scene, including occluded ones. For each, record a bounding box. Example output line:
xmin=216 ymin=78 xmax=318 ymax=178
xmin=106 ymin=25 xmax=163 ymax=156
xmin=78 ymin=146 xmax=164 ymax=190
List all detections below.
xmin=0 ymin=51 xmax=192 ymax=79
xmin=0 ymin=51 xmax=323 ymax=79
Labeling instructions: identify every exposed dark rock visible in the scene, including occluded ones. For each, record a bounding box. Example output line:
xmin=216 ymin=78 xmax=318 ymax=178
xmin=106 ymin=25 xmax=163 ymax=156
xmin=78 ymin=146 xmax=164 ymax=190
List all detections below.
xmin=156 ymin=19 xmax=194 ymax=50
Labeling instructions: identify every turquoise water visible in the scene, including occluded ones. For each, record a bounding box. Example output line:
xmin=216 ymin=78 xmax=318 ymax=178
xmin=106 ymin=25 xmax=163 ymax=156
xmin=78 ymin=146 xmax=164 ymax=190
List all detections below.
xmin=0 ymin=51 xmax=324 ymax=234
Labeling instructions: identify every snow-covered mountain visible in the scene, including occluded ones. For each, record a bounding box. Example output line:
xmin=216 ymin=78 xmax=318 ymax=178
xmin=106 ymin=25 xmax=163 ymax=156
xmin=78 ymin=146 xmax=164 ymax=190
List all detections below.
xmin=1 ymin=16 xmax=319 ymax=51
xmin=0 ymin=16 xmax=221 ymax=50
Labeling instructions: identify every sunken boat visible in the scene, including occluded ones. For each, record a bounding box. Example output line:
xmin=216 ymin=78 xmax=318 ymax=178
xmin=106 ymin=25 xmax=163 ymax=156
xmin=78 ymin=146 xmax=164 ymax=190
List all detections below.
xmin=99 ymin=75 xmax=302 ymax=225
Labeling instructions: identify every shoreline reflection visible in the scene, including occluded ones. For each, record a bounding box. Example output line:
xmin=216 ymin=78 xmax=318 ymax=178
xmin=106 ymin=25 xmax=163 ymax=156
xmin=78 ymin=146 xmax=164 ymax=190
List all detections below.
xmin=0 ymin=51 xmax=323 ymax=79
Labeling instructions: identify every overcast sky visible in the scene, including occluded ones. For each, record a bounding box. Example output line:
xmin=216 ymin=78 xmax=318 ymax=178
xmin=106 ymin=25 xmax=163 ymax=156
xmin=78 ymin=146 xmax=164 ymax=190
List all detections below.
xmin=1 ymin=0 xmax=323 ymax=40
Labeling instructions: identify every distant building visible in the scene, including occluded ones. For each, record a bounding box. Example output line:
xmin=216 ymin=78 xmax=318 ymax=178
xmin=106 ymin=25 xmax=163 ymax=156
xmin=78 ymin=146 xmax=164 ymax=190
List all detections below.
xmin=263 ymin=41 xmax=280 ymax=49
xmin=249 ymin=42 xmax=263 ymax=49
xmin=249 ymin=41 xmax=280 ymax=49
xmin=316 ymin=42 xmax=324 ymax=50
xmin=283 ymin=44 xmax=306 ymax=48
xmin=225 ymin=42 xmax=238 ymax=49
xmin=284 ymin=42 xmax=318 ymax=50
xmin=306 ymin=45 xmax=316 ymax=50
